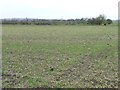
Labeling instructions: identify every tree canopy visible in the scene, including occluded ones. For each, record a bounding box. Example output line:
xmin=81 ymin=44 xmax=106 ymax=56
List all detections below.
xmin=1 ymin=14 xmax=112 ymax=25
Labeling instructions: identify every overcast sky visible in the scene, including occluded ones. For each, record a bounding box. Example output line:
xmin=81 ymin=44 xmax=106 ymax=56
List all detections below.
xmin=0 ymin=0 xmax=119 ymax=20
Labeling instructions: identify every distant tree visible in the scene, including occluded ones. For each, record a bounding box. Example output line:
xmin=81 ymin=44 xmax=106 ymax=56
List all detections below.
xmin=2 ymin=14 xmax=111 ymax=26
xmin=87 ymin=17 xmax=96 ymax=25
xmin=80 ymin=18 xmax=87 ymax=24
xmin=96 ymin=14 xmax=106 ymax=25
xmin=87 ymin=18 xmax=91 ymax=24
xmin=106 ymin=19 xmax=112 ymax=24
xmin=91 ymin=18 xmax=96 ymax=25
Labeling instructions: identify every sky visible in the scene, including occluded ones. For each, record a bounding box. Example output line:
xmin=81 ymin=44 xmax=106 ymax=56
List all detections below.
xmin=0 ymin=0 xmax=119 ymax=20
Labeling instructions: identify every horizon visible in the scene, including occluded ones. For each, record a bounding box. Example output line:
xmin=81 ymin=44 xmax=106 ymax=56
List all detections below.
xmin=0 ymin=0 xmax=119 ymax=20
xmin=0 ymin=17 xmax=118 ymax=20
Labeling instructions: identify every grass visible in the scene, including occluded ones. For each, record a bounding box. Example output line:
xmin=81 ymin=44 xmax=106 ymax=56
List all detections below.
xmin=2 ymin=25 xmax=118 ymax=88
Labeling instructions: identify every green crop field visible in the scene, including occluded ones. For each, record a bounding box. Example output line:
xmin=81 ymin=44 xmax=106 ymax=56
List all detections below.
xmin=2 ymin=25 xmax=118 ymax=88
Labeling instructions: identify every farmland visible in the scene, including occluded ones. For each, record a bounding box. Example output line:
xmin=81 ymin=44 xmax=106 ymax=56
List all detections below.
xmin=2 ymin=25 xmax=118 ymax=88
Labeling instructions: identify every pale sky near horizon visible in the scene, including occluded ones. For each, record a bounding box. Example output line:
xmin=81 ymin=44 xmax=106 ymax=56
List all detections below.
xmin=0 ymin=0 xmax=119 ymax=20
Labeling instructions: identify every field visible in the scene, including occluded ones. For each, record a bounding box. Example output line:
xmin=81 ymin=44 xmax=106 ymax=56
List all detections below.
xmin=2 ymin=25 xmax=118 ymax=88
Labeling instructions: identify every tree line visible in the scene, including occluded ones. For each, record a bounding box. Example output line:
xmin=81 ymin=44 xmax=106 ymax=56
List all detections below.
xmin=1 ymin=14 xmax=112 ymax=25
